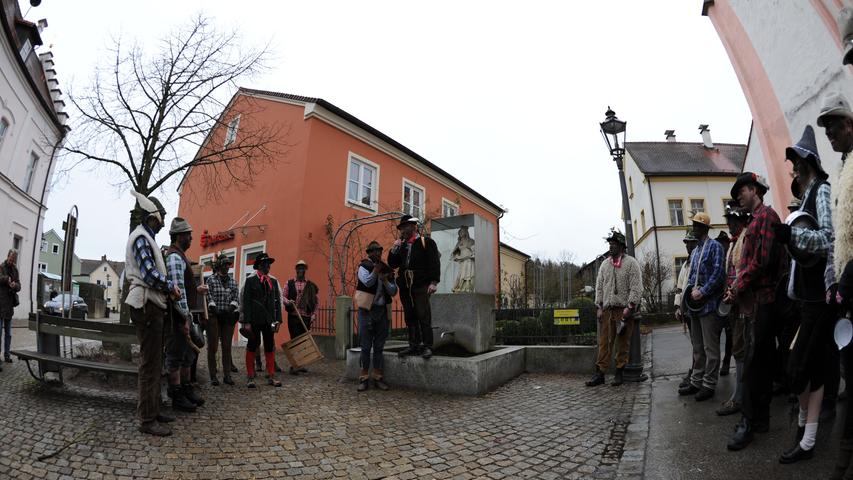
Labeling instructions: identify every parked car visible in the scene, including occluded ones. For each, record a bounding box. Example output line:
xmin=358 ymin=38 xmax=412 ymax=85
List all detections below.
xmin=43 ymin=294 xmax=88 ymax=318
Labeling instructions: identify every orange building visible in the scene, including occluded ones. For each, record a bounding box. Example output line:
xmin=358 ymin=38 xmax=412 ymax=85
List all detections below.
xmin=177 ymin=88 xmax=504 ymax=344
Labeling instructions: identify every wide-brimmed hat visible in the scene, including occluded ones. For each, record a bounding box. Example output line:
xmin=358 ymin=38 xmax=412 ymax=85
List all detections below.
xmin=730 ymin=172 xmax=769 ymax=200
xmin=169 ymin=217 xmax=193 ymax=235
xmin=396 ymin=214 xmax=419 ymax=230
xmin=840 ymin=8 xmax=853 ymax=65
xmin=786 ymin=125 xmax=828 ymax=180
xmin=683 ymin=230 xmax=698 ymax=244
xmin=691 ymin=212 xmax=711 ymax=228
xmin=253 ymin=253 xmax=275 ymax=269
xmin=365 ymin=240 xmax=383 ymax=253
xmin=817 ymin=92 xmax=853 ymax=127
xmin=605 ymin=228 xmax=626 ymax=246
xmin=295 ymin=260 xmax=307 ymax=269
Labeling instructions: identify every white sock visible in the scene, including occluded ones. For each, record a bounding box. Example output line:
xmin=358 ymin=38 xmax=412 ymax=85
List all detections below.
xmin=798 ymin=407 xmax=808 ymax=427
xmin=799 ymin=422 xmax=818 ymax=450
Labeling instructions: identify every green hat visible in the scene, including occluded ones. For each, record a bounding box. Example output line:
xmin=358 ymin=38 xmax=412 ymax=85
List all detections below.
xmin=210 ymin=252 xmax=232 ymax=271
xmin=605 ymin=228 xmax=626 ymax=246
xmin=365 ymin=241 xmax=383 ymax=253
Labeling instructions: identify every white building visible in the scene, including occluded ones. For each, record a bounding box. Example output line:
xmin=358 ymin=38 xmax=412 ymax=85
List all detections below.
xmin=0 ymin=0 xmax=69 ymax=319
xmin=703 ymin=0 xmax=853 ymax=208
xmin=624 ymin=128 xmax=747 ymax=304
xmin=74 ymin=256 xmax=124 ymax=313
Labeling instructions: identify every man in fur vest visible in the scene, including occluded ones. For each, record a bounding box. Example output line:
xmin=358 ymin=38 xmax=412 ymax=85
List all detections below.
xmin=388 ymin=215 xmax=441 ymax=359
xmin=284 ymin=260 xmax=319 ymax=375
xmin=125 ymin=192 xmax=182 ymax=437
xmin=355 ymin=241 xmax=398 ymax=392
xmin=587 ymin=229 xmax=642 ymax=388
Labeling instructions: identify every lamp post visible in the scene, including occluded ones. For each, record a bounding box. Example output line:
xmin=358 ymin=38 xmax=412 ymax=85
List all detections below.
xmin=599 ymin=107 xmax=647 ymax=382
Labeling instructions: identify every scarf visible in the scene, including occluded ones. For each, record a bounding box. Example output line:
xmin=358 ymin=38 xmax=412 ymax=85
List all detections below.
xmin=610 ymin=254 xmax=623 ymax=269
xmin=257 ymin=272 xmax=272 ymax=291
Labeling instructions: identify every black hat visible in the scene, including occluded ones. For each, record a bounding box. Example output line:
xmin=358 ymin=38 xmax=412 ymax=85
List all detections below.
xmin=785 ymin=125 xmax=828 ymax=181
xmin=716 ymin=231 xmax=731 ymax=244
xmin=730 ymin=172 xmax=769 ymax=200
xmin=396 ymin=215 xmax=419 ymax=230
xmin=365 ymin=240 xmax=383 ymax=253
xmin=253 ymin=253 xmax=275 ymax=269
xmin=605 ymin=228 xmax=626 ymax=246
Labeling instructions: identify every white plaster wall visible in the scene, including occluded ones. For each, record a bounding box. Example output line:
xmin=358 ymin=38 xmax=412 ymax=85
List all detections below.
xmin=0 ymin=34 xmax=63 ymax=319
xmin=729 ymin=0 xmax=853 ymax=183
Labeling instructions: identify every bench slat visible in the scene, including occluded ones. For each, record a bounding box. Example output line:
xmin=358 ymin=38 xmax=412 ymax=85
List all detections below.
xmin=30 ymin=314 xmax=136 ymax=335
xmin=29 ymin=322 xmax=137 ymax=345
xmin=11 ymin=349 xmax=138 ymax=375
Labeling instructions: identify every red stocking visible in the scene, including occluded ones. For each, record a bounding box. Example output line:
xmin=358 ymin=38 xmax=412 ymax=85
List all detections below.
xmin=246 ymin=351 xmax=256 ymax=378
xmin=265 ymin=351 xmax=276 ymax=377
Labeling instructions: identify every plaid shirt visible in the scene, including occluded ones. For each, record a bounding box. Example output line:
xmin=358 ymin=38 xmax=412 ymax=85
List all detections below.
xmin=165 ymin=252 xmax=191 ymax=321
xmin=735 ymin=203 xmax=783 ymax=304
xmin=686 ymin=237 xmax=725 ymax=317
xmin=205 ymin=273 xmax=238 ymax=310
xmin=789 ymin=180 xmax=835 ymax=292
xmin=131 ymin=226 xmax=172 ymax=294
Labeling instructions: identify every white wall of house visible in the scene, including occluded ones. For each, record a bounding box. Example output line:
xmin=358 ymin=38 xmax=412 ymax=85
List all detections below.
xmin=86 ymin=262 xmax=122 ymax=312
xmin=0 ymin=33 xmax=64 ymax=319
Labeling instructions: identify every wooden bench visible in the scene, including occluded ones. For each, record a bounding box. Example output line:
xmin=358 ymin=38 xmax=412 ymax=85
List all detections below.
xmin=12 ymin=313 xmax=138 ymax=384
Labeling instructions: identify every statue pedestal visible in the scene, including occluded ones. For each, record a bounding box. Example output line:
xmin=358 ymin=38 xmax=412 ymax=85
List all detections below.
xmin=430 ymin=293 xmax=495 ymax=354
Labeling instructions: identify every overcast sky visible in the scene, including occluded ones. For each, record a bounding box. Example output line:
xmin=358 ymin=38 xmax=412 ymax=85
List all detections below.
xmin=27 ymin=0 xmax=751 ymax=264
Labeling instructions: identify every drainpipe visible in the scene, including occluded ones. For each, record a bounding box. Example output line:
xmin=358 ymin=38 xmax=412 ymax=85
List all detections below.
xmin=646 ymin=179 xmax=663 ymax=309
xmin=496 ymin=209 xmax=505 ymax=307
xmin=30 ymin=130 xmax=68 ymax=313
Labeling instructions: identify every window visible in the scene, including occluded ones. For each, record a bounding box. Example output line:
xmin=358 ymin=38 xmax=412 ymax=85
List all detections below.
xmin=0 ymin=118 xmax=8 ymax=143
xmin=52 ymin=244 xmax=59 ymax=254
xmin=19 ymin=39 xmax=32 ymax=60
xmin=403 ymin=179 xmax=425 ymax=219
xmin=628 ymin=177 xmax=634 ymax=198
xmin=23 ymin=152 xmax=38 ymax=194
xmin=96 ymin=280 xmax=102 ymax=286
xmin=674 ymin=257 xmax=689 ymax=279
xmin=633 ymin=220 xmax=638 ymax=240
xmin=38 ymin=262 xmax=47 ymax=273
xmin=40 ymin=239 xmax=47 ymax=252
xmin=442 ymin=198 xmax=459 ymax=217
xmin=640 ymin=210 xmax=646 ymax=233
xmin=668 ymin=199 xmax=685 ymax=226
xmin=689 ymin=198 xmax=706 ymax=216
xmin=107 ymin=297 xmax=112 ymax=304
xmin=103 ymin=266 xmax=107 ymax=272
xmin=13 ymin=235 xmax=21 ymax=251
xmin=107 ymin=280 xmax=113 ymax=287
xmin=224 ymin=116 xmax=240 ymax=146
xmin=240 ymin=242 xmax=266 ymax=287
xmin=346 ymin=154 xmax=378 ymax=210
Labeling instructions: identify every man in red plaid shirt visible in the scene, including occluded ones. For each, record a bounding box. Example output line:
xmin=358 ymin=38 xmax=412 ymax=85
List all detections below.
xmin=725 ymin=172 xmax=785 ymax=452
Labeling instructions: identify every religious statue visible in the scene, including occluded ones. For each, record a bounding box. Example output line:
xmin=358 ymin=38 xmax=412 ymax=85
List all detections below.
xmin=451 ymin=226 xmax=475 ymax=293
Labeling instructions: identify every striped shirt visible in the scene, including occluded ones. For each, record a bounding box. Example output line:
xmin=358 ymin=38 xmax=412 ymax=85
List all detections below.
xmin=131 ymin=225 xmax=172 ymax=294
xmin=165 ymin=252 xmax=191 ymax=321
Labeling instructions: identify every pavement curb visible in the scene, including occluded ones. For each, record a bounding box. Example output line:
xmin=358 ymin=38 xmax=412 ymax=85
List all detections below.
xmin=615 ymin=331 xmax=653 ymax=479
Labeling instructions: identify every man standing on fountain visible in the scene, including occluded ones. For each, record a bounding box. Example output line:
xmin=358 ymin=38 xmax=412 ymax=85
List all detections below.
xmin=388 ymin=215 xmax=441 ymax=359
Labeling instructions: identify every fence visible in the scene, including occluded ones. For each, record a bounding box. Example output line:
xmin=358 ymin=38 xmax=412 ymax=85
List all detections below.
xmin=494 ymin=306 xmax=598 ymax=346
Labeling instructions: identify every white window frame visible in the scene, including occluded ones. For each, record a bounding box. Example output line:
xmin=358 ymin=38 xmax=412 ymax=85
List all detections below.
xmin=23 ymin=151 xmax=38 ymax=194
xmin=441 ymin=198 xmax=460 ymax=217
xmin=37 ymin=262 xmax=47 ymax=273
xmin=345 ymin=152 xmax=380 ymax=212
xmin=239 ymin=241 xmax=266 ymax=289
xmin=668 ymin=199 xmax=685 ymax=226
xmin=52 ymin=243 xmax=59 ymax=255
xmin=689 ymin=198 xmax=706 ymax=217
xmin=224 ymin=115 xmax=240 ymax=146
xmin=402 ymin=178 xmax=426 ymax=219
xmin=40 ymin=239 xmax=47 ymax=252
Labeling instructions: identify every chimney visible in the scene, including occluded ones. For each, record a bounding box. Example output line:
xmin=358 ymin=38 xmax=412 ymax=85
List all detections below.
xmin=699 ymin=124 xmax=714 ymax=149
xmin=101 ymin=255 xmax=107 ymax=261
xmin=664 ymin=130 xmax=676 ymax=142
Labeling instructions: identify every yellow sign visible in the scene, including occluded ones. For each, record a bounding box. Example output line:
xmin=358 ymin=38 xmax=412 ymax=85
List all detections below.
xmin=553 ymin=309 xmax=580 ymax=326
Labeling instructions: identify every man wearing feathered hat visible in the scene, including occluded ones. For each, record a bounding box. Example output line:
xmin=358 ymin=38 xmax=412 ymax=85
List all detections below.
xmin=240 ymin=252 xmax=283 ymax=388
xmin=205 ymin=252 xmax=239 ymax=386
xmin=283 ymin=259 xmax=319 ymax=375
xmin=125 ymin=191 xmax=182 ymax=436
xmin=388 ymin=215 xmax=441 ymax=359
xmin=586 ymin=228 xmax=642 ymax=388
xmin=678 ymin=212 xmax=726 ymax=402
xmin=164 ymin=217 xmax=209 ymax=413
xmin=766 ymin=125 xmax=836 ymax=464
xmin=725 ymin=172 xmax=785 ymax=452
xmin=716 ymin=200 xmax=752 ymax=417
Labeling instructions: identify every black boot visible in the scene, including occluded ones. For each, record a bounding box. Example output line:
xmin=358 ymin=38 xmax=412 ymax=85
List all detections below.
xmin=182 ymin=383 xmax=205 ymax=407
xmin=210 ymin=375 xmax=220 ymax=386
xmin=611 ymin=369 xmax=623 ymax=386
xmin=586 ymin=372 xmax=605 ymax=387
xmin=679 ymin=369 xmax=693 ymax=389
xmin=168 ymin=385 xmax=197 ymax=413
xmin=780 ymin=443 xmax=814 ymax=464
xmin=421 ymin=347 xmax=433 ymax=360
xmin=727 ymin=418 xmax=754 ymax=451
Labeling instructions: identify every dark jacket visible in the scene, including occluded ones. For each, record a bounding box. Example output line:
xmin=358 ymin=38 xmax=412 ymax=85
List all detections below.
xmin=356 ymin=259 xmax=397 ymax=306
xmin=792 ymin=179 xmax=830 ymax=302
xmin=242 ymin=274 xmax=282 ymax=327
xmin=0 ymin=261 xmax=20 ymax=317
xmin=387 ymin=235 xmax=441 ymax=291
xmin=285 ymin=279 xmax=319 ymax=317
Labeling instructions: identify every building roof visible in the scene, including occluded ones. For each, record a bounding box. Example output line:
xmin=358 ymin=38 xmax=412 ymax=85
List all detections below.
xmin=625 ymin=142 xmax=747 ymax=177
xmin=238 ymin=88 xmax=503 ymax=213
xmin=79 ymin=258 xmax=125 ymax=276
xmin=499 ymin=242 xmax=531 ymax=259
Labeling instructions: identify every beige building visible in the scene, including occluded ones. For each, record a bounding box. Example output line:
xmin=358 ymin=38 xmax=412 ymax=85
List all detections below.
xmin=499 ymin=242 xmax=530 ymax=308
xmin=74 ymin=256 xmax=124 ymax=313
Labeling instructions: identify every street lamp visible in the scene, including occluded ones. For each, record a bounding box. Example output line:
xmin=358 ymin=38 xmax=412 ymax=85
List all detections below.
xmin=598 ymin=107 xmax=647 ymax=382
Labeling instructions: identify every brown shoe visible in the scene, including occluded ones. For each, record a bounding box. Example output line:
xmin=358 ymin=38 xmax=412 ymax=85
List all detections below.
xmin=373 ymin=378 xmax=390 ymax=391
xmin=357 ymin=377 xmax=369 ymax=392
xmin=139 ymin=422 xmax=172 ymax=437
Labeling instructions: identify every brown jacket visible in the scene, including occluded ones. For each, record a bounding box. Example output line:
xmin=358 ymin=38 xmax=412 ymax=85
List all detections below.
xmin=0 ymin=261 xmax=21 ymax=317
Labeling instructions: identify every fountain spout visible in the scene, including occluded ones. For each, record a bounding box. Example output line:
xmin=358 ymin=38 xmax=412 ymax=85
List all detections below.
xmin=440 ymin=330 xmax=456 ymax=339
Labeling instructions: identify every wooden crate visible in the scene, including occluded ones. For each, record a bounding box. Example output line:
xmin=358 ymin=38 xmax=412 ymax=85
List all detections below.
xmin=281 ymin=332 xmax=324 ymax=369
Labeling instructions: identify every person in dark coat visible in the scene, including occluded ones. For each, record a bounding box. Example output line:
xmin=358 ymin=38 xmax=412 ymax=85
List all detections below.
xmin=283 ymin=260 xmax=319 ymax=375
xmin=0 ymin=249 xmax=21 ymax=366
xmin=387 ymin=215 xmax=441 ymax=359
xmin=240 ymin=253 xmax=283 ymax=388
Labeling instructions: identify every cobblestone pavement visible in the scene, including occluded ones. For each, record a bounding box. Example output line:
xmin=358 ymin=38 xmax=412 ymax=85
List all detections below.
xmin=0 ymin=339 xmax=640 ymax=479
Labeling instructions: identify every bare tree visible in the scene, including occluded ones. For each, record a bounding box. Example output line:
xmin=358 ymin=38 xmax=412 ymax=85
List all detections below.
xmin=639 ymin=250 xmax=672 ymax=313
xmin=63 ymin=15 xmax=285 ymax=228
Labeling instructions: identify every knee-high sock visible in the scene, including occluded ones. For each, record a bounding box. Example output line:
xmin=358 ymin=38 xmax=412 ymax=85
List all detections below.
xmin=801 ymin=423 xmax=818 ymax=450
xmin=265 ymin=352 xmax=276 ymax=377
xmin=246 ymin=351 xmax=256 ymax=378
